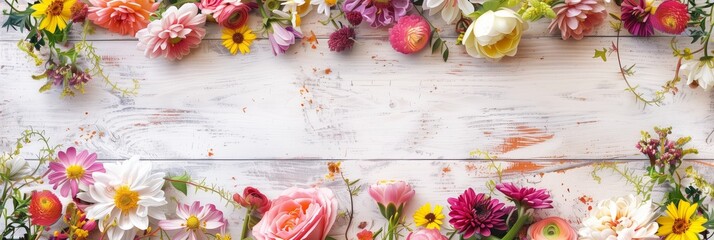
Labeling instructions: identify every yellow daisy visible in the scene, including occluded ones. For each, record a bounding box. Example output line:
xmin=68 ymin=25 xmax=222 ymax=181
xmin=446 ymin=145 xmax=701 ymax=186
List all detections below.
xmin=30 ymin=0 xmax=76 ymax=33
xmin=221 ymin=26 xmax=256 ymax=55
xmin=413 ymin=203 xmax=445 ymax=230
xmin=657 ymin=200 xmax=707 ymax=240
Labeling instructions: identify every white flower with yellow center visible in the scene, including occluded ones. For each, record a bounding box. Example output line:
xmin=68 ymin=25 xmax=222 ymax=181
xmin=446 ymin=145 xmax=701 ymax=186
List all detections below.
xmin=77 ymin=157 xmax=167 ymax=240
xmin=312 ymin=0 xmax=338 ymax=16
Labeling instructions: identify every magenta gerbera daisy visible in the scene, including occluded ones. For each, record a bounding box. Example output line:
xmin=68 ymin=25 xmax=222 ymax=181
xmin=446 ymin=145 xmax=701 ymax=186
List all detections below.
xmin=621 ymin=0 xmax=655 ymax=36
xmin=447 ymin=188 xmax=511 ymax=238
xmin=495 ymin=182 xmax=553 ymax=209
xmin=48 ymin=147 xmax=105 ymax=198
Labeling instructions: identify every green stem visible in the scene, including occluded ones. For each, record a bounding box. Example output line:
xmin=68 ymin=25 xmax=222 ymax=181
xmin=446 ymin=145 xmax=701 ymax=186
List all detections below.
xmin=501 ymin=207 xmax=527 ymax=240
xmin=241 ymin=208 xmax=253 ymax=239
xmin=342 ymin=173 xmax=355 ymax=240
xmin=255 ymin=0 xmax=270 ymax=23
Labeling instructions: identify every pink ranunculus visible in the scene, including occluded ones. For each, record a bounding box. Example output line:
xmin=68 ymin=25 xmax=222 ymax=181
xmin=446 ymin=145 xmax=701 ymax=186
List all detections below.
xmin=406 ymin=229 xmax=448 ymax=240
xmin=527 ymin=217 xmax=577 ymax=240
xmin=369 ymin=180 xmax=415 ymax=209
xmin=233 ymin=186 xmax=272 ymax=215
xmin=252 ymin=187 xmax=338 ymax=240
xmin=215 ymin=2 xmax=250 ymax=29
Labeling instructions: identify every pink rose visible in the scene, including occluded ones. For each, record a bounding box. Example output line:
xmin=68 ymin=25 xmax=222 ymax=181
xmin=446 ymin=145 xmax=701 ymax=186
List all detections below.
xmin=198 ymin=0 xmax=224 ymax=15
xmin=406 ymin=229 xmax=448 ymax=240
xmin=252 ymin=187 xmax=338 ymax=240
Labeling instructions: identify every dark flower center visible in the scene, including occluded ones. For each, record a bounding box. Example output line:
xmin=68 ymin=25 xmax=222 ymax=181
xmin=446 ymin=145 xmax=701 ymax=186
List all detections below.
xmin=232 ymin=33 xmax=244 ymax=44
xmin=48 ymin=0 xmax=64 ymax=16
xmin=425 ymin=213 xmax=436 ymax=223
xmin=672 ymin=219 xmax=690 ymax=234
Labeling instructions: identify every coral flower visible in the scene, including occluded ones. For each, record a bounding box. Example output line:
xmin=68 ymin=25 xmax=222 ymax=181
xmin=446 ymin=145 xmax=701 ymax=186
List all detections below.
xmin=357 ymin=229 xmax=374 ymax=240
xmin=657 ymin=200 xmax=707 ymax=240
xmin=31 ymin=0 xmax=77 ymax=33
xmin=48 ymin=147 xmax=105 ymax=198
xmin=496 ymin=182 xmax=553 ymax=209
xmin=527 ymin=217 xmax=577 ymax=240
xmin=342 ymin=0 xmax=411 ymax=27
xmin=413 ymin=203 xmax=445 ymax=230
xmin=389 ymin=15 xmax=430 ymax=54
xmin=87 ymin=0 xmax=158 ymax=36
xmin=136 ymin=4 xmax=206 ymax=60
xmin=159 ymin=201 xmax=226 ymax=240
xmin=221 ymin=26 xmax=256 ymax=55
xmin=549 ymin=0 xmax=607 ymax=40
xmin=29 ymin=190 xmax=63 ymax=227
xmin=652 ymin=0 xmax=689 ymax=34
xmin=621 ymin=0 xmax=655 ymax=36
xmin=448 ymin=188 xmax=511 ymax=238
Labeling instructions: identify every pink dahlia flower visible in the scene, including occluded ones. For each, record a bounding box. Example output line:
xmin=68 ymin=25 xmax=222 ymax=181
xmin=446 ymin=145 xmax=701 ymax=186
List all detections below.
xmin=87 ymin=0 xmax=158 ymax=36
xmin=343 ymin=0 xmax=411 ymax=27
xmin=136 ymin=4 xmax=206 ymax=60
xmin=496 ymin=182 xmax=553 ymax=209
xmin=48 ymin=147 xmax=105 ymax=198
xmin=549 ymin=0 xmax=606 ymax=40
xmin=268 ymin=22 xmax=302 ymax=56
xmin=448 ymin=188 xmax=511 ymax=238
xmin=197 ymin=0 xmax=223 ymax=14
xmin=652 ymin=0 xmax=689 ymax=34
xmin=158 ymin=201 xmax=225 ymax=240
xmin=389 ymin=15 xmax=430 ymax=54
xmin=368 ymin=180 xmax=415 ymax=212
xmin=621 ymin=0 xmax=654 ymax=36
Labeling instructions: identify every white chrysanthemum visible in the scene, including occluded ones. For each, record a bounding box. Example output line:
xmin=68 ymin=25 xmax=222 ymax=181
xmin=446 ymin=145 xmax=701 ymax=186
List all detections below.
xmin=77 ymin=156 xmax=167 ymax=240
xmin=1 ymin=153 xmax=32 ymax=181
xmin=578 ymin=194 xmax=659 ymax=240
xmin=423 ymin=0 xmax=474 ymax=24
xmin=680 ymin=58 xmax=714 ymax=90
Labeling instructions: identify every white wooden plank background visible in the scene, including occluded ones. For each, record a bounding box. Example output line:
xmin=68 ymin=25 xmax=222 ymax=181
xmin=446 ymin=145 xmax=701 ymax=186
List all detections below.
xmin=2 ymin=5 xmax=714 ymax=238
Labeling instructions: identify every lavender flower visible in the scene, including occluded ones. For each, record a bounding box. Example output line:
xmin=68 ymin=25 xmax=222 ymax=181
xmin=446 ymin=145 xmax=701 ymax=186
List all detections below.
xmin=268 ymin=22 xmax=302 ymax=56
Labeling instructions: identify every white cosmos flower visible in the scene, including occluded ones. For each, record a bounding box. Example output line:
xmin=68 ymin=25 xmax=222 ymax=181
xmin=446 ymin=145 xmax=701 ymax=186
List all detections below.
xmin=77 ymin=156 xmax=167 ymax=240
xmin=578 ymin=194 xmax=659 ymax=240
xmin=1 ymin=153 xmax=32 ymax=181
xmin=423 ymin=0 xmax=475 ymax=24
xmin=312 ymin=0 xmax=337 ymax=16
xmin=680 ymin=58 xmax=714 ymax=90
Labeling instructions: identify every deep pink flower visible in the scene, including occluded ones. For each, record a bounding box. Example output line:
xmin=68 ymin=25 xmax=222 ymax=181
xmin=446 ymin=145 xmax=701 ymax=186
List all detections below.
xmin=368 ymin=180 xmax=415 ymax=217
xmin=389 ymin=15 xmax=430 ymax=54
xmin=215 ymin=2 xmax=250 ymax=29
xmin=652 ymin=0 xmax=689 ymax=34
xmin=342 ymin=0 xmax=411 ymax=27
xmin=346 ymin=11 xmax=363 ymax=26
xmin=328 ymin=27 xmax=356 ymax=52
xmin=549 ymin=0 xmax=607 ymax=40
xmin=158 ymin=201 xmax=225 ymax=240
xmin=448 ymin=188 xmax=511 ymax=238
xmin=48 ymin=147 xmax=105 ymax=198
xmin=135 ymin=4 xmax=206 ymax=60
xmin=233 ymin=186 xmax=272 ymax=215
xmin=87 ymin=0 xmax=158 ymax=36
xmin=621 ymin=0 xmax=654 ymax=36
xmin=496 ymin=182 xmax=553 ymax=209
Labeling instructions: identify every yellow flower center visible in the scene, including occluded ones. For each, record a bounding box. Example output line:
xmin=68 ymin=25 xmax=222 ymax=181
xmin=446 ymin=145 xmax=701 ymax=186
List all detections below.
xmin=296 ymin=0 xmax=311 ymax=15
xmin=672 ymin=219 xmax=690 ymax=234
xmin=663 ymin=16 xmax=677 ymax=29
xmin=65 ymin=164 xmax=85 ymax=180
xmin=232 ymin=32 xmax=244 ymax=44
xmin=170 ymin=37 xmax=183 ymax=44
xmin=114 ymin=185 xmax=139 ymax=212
xmin=40 ymin=197 xmax=55 ymax=211
xmin=325 ymin=0 xmax=337 ymax=6
xmin=47 ymin=0 xmax=65 ymax=16
xmin=186 ymin=215 xmax=201 ymax=230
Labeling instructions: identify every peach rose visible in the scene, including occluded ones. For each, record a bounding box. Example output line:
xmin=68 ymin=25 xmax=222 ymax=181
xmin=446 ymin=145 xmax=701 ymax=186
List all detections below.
xmin=252 ymin=187 xmax=338 ymax=240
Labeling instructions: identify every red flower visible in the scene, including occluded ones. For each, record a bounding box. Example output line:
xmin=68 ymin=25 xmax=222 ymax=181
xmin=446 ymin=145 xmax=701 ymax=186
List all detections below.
xmin=357 ymin=229 xmax=374 ymax=240
xmin=233 ymin=187 xmax=271 ymax=214
xmin=653 ymin=0 xmax=690 ymax=34
xmin=29 ymin=190 xmax=62 ymax=227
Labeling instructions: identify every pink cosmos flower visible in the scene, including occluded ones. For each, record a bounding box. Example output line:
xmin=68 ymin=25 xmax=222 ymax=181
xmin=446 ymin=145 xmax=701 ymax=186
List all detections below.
xmin=369 ymin=180 xmax=415 ymax=209
xmin=406 ymin=229 xmax=448 ymax=240
xmin=621 ymin=0 xmax=654 ymax=36
xmin=252 ymin=187 xmax=338 ymax=240
xmin=496 ymin=182 xmax=553 ymax=209
xmin=343 ymin=0 xmax=411 ymax=27
xmin=48 ymin=147 xmax=105 ymax=198
xmin=448 ymin=188 xmax=511 ymax=238
xmin=652 ymin=0 xmax=689 ymax=34
xmin=136 ymin=4 xmax=206 ymax=60
xmin=87 ymin=0 xmax=158 ymax=36
xmin=549 ymin=0 xmax=607 ymax=40
xmin=158 ymin=201 xmax=225 ymax=240
xmin=268 ymin=22 xmax=302 ymax=56
xmin=389 ymin=15 xmax=430 ymax=54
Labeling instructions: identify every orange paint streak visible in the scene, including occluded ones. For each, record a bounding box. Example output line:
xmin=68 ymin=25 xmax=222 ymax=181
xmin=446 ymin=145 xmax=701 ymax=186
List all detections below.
xmin=578 ymin=195 xmax=593 ymax=204
xmin=504 ymin=162 xmax=543 ymax=173
xmin=496 ymin=126 xmax=554 ymax=153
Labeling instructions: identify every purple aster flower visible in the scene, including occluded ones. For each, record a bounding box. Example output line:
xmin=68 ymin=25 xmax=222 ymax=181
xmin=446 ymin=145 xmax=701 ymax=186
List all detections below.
xmin=447 ymin=188 xmax=511 ymax=238
xmin=268 ymin=22 xmax=302 ymax=56
xmin=342 ymin=0 xmax=411 ymax=28
xmin=621 ymin=0 xmax=654 ymax=36
xmin=496 ymin=183 xmax=553 ymax=209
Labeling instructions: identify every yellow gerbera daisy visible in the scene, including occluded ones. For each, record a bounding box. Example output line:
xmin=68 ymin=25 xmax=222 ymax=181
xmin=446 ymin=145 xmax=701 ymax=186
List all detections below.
xmin=413 ymin=203 xmax=445 ymax=230
xmin=221 ymin=26 xmax=256 ymax=55
xmin=30 ymin=0 xmax=76 ymax=33
xmin=657 ymin=200 xmax=707 ymax=240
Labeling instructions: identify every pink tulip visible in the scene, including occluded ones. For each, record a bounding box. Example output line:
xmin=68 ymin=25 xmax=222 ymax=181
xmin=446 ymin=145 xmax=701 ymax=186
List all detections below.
xmin=369 ymin=180 xmax=415 ymax=208
xmin=252 ymin=187 xmax=338 ymax=240
xmin=407 ymin=229 xmax=448 ymax=240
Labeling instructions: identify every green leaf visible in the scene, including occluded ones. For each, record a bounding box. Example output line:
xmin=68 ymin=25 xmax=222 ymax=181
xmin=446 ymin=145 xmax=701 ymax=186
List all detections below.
xmin=442 ymin=47 xmax=449 ymax=62
xmin=169 ymin=172 xmax=191 ymax=195
xmin=593 ymin=48 xmax=607 ymax=62
xmin=481 ymin=0 xmax=501 ymax=12
xmin=432 ymin=38 xmax=442 ymax=54
xmin=39 ymin=82 xmax=52 ymax=93
xmin=325 ymin=236 xmax=338 ymax=240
